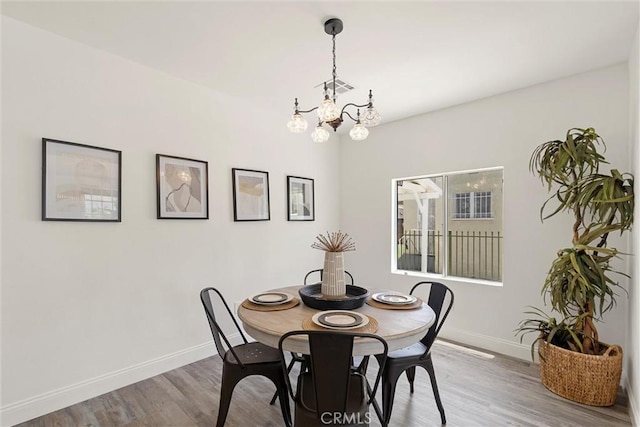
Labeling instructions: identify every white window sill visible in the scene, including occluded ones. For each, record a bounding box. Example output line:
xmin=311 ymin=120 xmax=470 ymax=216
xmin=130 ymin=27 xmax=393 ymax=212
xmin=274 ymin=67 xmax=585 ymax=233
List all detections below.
xmin=391 ymin=269 xmax=503 ymax=287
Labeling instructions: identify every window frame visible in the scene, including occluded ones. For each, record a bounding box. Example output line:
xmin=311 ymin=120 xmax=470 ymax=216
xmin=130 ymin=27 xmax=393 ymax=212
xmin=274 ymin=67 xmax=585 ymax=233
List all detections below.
xmin=391 ymin=166 xmax=504 ymax=287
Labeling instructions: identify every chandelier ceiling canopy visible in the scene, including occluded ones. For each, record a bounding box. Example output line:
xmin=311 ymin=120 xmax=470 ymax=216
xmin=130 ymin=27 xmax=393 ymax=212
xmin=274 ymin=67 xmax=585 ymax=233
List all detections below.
xmin=287 ymin=18 xmax=382 ymax=143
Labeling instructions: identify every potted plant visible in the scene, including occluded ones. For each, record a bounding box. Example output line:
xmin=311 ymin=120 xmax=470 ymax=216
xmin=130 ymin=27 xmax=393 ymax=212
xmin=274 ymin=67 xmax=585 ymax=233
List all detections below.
xmin=517 ymin=127 xmax=634 ymax=406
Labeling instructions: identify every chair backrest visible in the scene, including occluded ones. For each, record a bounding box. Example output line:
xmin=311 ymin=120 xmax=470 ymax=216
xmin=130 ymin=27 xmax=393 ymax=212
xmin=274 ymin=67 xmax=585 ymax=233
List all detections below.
xmin=200 ymin=287 xmax=249 ymax=364
xmin=278 ymin=330 xmax=387 ymax=419
xmin=410 ymin=281 xmax=454 ymax=354
xmin=303 ymin=269 xmax=355 ymax=285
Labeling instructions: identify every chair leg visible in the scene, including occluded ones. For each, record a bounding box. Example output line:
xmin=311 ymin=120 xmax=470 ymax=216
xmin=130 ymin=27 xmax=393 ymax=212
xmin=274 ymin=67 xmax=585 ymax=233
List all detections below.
xmin=300 ymin=354 xmax=310 ymax=373
xmin=216 ymin=371 xmax=237 ymax=427
xmin=266 ymin=371 xmax=292 ymax=427
xmin=425 ymin=356 xmax=446 ymax=425
xmin=276 ymin=378 xmax=292 ymax=427
xmin=271 ymin=356 xmax=297 ymax=405
xmin=355 ymin=355 xmax=370 ymax=374
xmin=405 ymin=366 xmax=416 ymax=393
xmin=366 ymin=380 xmax=386 ymax=427
xmin=270 ymin=391 xmax=278 ymax=405
xmin=381 ymin=371 xmax=402 ymax=426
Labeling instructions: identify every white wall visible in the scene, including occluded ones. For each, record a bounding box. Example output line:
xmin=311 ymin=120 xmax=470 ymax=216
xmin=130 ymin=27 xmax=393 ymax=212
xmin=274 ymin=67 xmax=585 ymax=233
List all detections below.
xmin=628 ymin=24 xmax=640 ymax=427
xmin=340 ymin=64 xmax=631 ymax=361
xmin=0 ymin=17 xmax=341 ymax=425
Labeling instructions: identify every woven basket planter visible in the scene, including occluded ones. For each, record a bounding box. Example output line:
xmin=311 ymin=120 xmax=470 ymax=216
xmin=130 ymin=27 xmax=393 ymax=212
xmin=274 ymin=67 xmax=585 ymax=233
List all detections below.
xmin=538 ymin=340 xmax=622 ymax=406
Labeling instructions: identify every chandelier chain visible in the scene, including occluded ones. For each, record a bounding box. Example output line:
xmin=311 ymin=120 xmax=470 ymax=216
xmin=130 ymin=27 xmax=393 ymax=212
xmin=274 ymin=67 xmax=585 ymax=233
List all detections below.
xmin=332 ymin=32 xmax=337 ymax=103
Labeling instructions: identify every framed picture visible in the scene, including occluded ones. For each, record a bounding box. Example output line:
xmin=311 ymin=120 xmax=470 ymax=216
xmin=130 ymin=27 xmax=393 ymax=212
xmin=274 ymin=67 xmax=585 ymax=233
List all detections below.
xmin=42 ymin=138 xmax=122 ymax=222
xmin=287 ymin=176 xmax=315 ymax=221
xmin=156 ymin=154 xmax=209 ymax=219
xmin=232 ymin=168 xmax=270 ymax=221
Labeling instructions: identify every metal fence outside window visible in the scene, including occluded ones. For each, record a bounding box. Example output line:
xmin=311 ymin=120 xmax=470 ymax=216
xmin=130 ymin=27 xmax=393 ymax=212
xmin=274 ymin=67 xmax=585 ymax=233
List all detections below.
xmin=398 ymin=230 xmax=502 ymax=282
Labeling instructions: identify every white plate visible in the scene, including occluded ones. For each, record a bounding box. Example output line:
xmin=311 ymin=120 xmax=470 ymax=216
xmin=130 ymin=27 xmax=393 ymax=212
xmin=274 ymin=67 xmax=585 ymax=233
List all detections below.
xmin=372 ymin=292 xmax=417 ymax=305
xmin=311 ymin=310 xmax=369 ymax=330
xmin=250 ymin=292 xmax=294 ymax=306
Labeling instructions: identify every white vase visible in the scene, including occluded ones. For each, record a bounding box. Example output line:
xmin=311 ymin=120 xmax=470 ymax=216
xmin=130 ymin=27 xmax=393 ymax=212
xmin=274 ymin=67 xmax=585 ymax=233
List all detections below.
xmin=321 ymin=251 xmax=346 ymax=299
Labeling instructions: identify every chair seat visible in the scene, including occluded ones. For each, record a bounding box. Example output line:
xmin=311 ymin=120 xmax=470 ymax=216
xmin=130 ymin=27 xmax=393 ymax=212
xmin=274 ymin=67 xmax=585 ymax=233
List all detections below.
xmin=387 ymin=342 xmax=428 ymax=359
xmin=224 ymin=341 xmax=281 ymax=365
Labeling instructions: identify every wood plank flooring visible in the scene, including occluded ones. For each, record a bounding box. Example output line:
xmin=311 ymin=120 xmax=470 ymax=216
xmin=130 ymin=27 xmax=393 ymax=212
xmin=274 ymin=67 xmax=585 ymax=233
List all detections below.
xmin=15 ymin=340 xmax=631 ymax=426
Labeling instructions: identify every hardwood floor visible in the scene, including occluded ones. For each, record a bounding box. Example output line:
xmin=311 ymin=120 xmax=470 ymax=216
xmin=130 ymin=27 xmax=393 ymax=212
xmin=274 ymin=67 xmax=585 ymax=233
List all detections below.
xmin=16 ymin=340 xmax=631 ymax=427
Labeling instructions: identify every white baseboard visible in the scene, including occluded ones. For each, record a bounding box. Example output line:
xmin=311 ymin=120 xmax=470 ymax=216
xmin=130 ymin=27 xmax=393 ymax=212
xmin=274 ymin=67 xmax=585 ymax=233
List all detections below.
xmin=439 ymin=327 xmax=533 ymax=361
xmin=0 ymin=338 xmax=229 ymax=427
xmin=626 ymin=377 xmax=639 ymax=426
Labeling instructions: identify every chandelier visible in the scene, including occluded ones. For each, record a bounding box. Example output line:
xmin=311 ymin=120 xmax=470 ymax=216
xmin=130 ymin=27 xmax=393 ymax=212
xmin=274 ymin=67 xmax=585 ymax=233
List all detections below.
xmin=287 ymin=18 xmax=382 ymax=143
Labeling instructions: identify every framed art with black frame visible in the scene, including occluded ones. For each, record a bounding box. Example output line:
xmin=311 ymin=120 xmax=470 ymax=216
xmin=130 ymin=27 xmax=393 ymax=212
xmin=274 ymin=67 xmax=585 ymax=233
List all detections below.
xmin=42 ymin=138 xmax=122 ymax=222
xmin=232 ymin=168 xmax=270 ymax=221
xmin=156 ymin=154 xmax=209 ymax=219
xmin=287 ymin=175 xmax=314 ymax=221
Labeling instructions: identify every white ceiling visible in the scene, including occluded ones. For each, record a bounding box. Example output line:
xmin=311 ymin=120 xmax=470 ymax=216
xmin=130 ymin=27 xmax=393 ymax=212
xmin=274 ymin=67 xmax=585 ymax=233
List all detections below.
xmin=2 ymin=1 xmax=639 ymax=130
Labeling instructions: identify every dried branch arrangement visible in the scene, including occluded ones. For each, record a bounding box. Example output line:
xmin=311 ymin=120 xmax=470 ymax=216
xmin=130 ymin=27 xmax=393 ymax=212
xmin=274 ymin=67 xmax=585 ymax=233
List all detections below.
xmin=311 ymin=231 xmax=356 ymax=253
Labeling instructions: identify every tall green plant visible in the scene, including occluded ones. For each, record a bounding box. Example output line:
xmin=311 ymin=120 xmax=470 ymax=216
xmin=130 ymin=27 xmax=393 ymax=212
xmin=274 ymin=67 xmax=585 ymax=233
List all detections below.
xmin=519 ymin=127 xmax=633 ymax=355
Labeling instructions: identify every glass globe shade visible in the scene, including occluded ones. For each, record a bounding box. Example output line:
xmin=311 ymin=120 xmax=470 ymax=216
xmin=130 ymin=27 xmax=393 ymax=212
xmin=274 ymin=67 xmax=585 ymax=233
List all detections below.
xmin=311 ymin=125 xmax=330 ymax=143
xmin=349 ymin=123 xmax=369 ymax=141
xmin=361 ymin=106 xmax=382 ymax=127
xmin=317 ymin=98 xmax=340 ymax=122
xmin=287 ymin=114 xmax=308 ymax=133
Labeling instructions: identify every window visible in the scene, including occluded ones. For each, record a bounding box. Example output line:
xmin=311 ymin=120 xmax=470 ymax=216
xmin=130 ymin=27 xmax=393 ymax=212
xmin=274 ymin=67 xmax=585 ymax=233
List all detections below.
xmin=453 ymin=193 xmax=471 ymax=218
xmin=453 ymin=191 xmax=493 ymax=219
xmin=393 ymin=167 xmax=503 ymax=283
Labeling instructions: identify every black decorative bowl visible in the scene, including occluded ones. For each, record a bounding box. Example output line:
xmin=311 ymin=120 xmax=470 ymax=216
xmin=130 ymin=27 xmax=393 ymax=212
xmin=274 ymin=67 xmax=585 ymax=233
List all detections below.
xmin=298 ymin=284 xmax=369 ymax=310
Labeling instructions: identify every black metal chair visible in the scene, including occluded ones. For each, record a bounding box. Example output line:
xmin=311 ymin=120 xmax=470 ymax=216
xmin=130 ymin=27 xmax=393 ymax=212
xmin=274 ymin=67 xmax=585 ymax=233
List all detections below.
xmin=303 ymin=268 xmax=355 ymax=285
xmin=270 ymin=268 xmax=357 ymax=405
xmin=200 ymin=287 xmax=292 ymax=427
xmin=374 ymin=281 xmax=454 ymax=425
xmin=279 ymin=330 xmax=388 ymax=426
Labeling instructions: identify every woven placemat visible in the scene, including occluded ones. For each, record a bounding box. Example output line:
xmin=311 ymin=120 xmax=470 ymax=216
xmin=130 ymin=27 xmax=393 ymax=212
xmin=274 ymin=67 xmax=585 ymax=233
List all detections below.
xmin=302 ymin=314 xmax=379 ymax=333
xmin=365 ymin=296 xmax=423 ymax=310
xmin=241 ymin=297 xmax=300 ymax=312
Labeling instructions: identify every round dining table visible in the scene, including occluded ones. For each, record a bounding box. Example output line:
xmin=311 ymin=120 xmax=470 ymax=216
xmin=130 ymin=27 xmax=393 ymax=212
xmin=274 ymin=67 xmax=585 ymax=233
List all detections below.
xmin=237 ymin=285 xmax=436 ymax=356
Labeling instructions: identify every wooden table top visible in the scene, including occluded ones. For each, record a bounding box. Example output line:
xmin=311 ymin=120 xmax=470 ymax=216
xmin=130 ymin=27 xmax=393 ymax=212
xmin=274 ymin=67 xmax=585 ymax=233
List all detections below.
xmin=237 ymin=285 xmax=436 ymax=356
